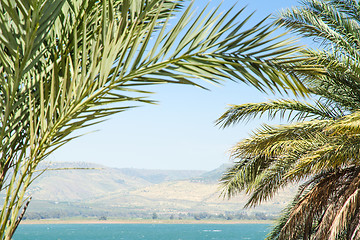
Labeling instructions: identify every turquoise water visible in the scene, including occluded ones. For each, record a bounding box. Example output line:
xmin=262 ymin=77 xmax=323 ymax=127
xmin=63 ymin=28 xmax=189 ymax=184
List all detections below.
xmin=13 ymin=224 xmax=270 ymax=240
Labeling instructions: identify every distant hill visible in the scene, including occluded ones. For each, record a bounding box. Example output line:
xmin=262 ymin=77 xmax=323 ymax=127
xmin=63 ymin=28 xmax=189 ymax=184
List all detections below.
xmin=191 ymin=164 xmax=231 ymax=183
xmin=23 ymin=162 xmax=296 ymax=220
xmin=115 ymin=168 xmax=206 ymax=184
xmin=29 ymin=162 xmax=205 ymax=201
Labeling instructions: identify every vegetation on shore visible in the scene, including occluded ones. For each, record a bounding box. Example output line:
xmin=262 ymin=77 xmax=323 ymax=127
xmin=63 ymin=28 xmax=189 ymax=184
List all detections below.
xmin=23 ymin=210 xmax=275 ymax=222
xmin=20 ymin=218 xmax=275 ymax=225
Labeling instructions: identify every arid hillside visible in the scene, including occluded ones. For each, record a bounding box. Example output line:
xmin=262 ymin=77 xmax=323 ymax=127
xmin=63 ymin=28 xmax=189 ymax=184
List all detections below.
xmin=22 ymin=162 xmax=296 ymax=220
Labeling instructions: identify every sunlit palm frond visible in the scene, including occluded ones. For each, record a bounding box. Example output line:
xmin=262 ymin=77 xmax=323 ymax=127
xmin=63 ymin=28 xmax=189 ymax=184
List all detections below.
xmin=276 ymin=0 xmax=360 ymax=53
xmin=221 ymin=110 xmax=360 ymax=204
xmin=220 ymin=1 xmax=360 ymax=237
xmin=216 ymin=99 xmax=335 ymax=128
xmin=327 ymin=111 xmax=360 ymax=134
xmin=220 ymin=120 xmax=329 ymax=201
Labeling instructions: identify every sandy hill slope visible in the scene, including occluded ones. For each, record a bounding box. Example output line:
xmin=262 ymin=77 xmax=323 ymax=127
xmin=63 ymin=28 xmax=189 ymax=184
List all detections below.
xmin=29 ymin=162 xmax=205 ymax=201
xmin=23 ymin=162 xmax=296 ymax=220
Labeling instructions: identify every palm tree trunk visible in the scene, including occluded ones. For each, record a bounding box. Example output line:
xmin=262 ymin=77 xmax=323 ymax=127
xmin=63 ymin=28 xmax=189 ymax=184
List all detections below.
xmin=303 ymin=215 xmax=313 ymax=240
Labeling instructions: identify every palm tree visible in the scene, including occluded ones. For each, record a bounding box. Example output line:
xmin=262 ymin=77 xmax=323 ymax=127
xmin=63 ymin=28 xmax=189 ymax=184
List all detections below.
xmin=217 ymin=0 xmax=360 ymax=239
xmin=0 ymin=0 xmax=317 ymax=238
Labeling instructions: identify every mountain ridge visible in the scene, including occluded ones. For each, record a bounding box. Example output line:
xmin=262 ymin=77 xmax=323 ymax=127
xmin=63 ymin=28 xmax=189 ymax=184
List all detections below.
xmin=23 ymin=162 xmax=295 ymax=220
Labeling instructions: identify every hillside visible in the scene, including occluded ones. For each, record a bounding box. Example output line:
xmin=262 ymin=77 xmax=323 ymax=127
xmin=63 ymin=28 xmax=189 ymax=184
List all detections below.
xmin=23 ymin=162 xmax=296 ymax=220
xmin=29 ymin=162 xmax=205 ymax=201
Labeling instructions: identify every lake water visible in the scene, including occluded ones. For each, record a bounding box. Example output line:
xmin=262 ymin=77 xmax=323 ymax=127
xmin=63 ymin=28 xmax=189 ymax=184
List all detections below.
xmin=14 ymin=224 xmax=271 ymax=240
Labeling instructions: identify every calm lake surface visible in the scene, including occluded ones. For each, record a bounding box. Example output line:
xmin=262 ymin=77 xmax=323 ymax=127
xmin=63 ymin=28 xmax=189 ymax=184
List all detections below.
xmin=14 ymin=224 xmax=271 ymax=240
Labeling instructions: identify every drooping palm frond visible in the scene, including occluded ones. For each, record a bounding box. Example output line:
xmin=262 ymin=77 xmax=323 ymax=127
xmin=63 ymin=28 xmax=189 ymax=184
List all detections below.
xmin=276 ymin=0 xmax=360 ymax=52
xmin=220 ymin=110 xmax=360 ymax=207
xmin=216 ymin=99 xmax=337 ymax=128
xmin=219 ymin=1 xmax=360 ymax=238
xmin=267 ymin=166 xmax=360 ymax=240
xmin=220 ymin=119 xmax=328 ymax=203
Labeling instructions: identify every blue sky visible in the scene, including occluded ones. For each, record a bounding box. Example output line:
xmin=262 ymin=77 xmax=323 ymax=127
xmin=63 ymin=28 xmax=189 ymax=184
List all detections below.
xmin=50 ymin=0 xmax=304 ymax=171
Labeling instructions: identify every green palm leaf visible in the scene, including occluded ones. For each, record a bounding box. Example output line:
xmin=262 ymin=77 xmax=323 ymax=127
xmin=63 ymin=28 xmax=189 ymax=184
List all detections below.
xmin=219 ymin=0 xmax=360 ymax=238
xmin=0 ymin=0 xmax=323 ymax=238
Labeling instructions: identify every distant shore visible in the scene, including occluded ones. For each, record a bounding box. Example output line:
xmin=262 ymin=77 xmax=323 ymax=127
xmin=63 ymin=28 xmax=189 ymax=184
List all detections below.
xmin=21 ymin=219 xmax=274 ymax=225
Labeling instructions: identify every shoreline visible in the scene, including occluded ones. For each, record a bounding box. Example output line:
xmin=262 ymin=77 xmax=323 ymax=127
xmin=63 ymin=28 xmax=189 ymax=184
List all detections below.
xmin=20 ymin=219 xmax=274 ymax=225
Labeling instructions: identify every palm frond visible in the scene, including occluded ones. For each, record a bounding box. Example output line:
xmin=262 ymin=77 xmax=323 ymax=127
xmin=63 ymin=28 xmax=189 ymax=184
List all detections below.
xmin=216 ymin=99 xmax=336 ymax=129
xmin=220 ymin=120 xmax=330 ymax=203
xmin=219 ymin=0 xmax=360 ymax=238
xmin=277 ymin=0 xmax=360 ymax=53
